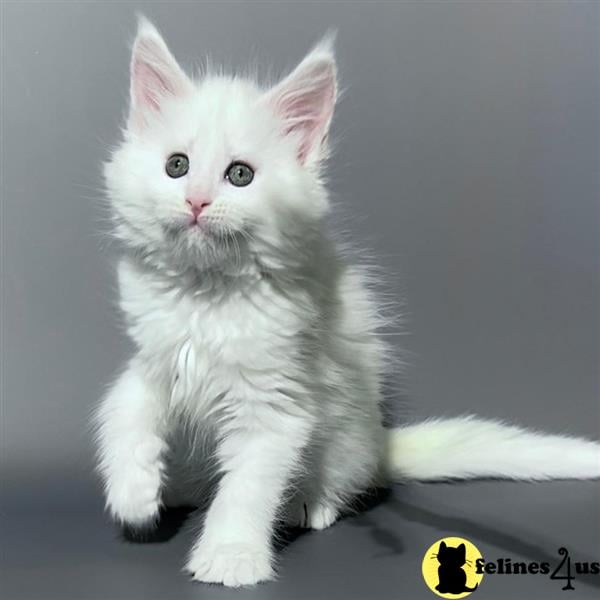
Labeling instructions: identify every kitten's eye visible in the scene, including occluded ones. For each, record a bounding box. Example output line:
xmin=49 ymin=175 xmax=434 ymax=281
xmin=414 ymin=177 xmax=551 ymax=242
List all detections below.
xmin=225 ymin=162 xmax=254 ymax=187
xmin=165 ymin=153 xmax=189 ymax=178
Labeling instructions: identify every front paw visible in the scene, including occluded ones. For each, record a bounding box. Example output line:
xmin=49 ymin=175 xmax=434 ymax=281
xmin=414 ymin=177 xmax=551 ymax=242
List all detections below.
xmin=186 ymin=543 xmax=274 ymax=587
xmin=105 ymin=441 xmax=164 ymax=527
xmin=106 ymin=468 xmax=162 ymax=527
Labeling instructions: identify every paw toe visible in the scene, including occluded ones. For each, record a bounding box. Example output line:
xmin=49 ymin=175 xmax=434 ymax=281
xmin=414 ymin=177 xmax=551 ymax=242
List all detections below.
xmin=187 ymin=543 xmax=274 ymax=587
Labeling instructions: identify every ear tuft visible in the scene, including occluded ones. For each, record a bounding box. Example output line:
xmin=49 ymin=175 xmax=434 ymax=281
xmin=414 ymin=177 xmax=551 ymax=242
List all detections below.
xmin=128 ymin=16 xmax=192 ymax=131
xmin=309 ymin=29 xmax=337 ymax=62
xmin=135 ymin=13 xmax=161 ymax=40
xmin=265 ymin=34 xmax=338 ymax=165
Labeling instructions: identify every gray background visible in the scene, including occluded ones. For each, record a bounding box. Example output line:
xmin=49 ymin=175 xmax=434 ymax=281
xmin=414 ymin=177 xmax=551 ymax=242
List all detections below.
xmin=1 ymin=1 xmax=598 ymax=599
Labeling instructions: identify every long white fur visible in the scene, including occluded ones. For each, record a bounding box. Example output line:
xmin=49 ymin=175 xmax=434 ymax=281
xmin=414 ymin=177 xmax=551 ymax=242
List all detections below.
xmin=387 ymin=417 xmax=600 ymax=481
xmin=95 ymin=18 xmax=600 ymax=588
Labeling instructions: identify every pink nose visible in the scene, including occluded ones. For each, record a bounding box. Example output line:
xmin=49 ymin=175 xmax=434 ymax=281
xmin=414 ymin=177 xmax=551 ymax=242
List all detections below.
xmin=186 ymin=197 xmax=211 ymax=220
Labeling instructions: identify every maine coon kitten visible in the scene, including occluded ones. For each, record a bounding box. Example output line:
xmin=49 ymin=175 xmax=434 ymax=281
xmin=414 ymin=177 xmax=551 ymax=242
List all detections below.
xmin=95 ymin=18 xmax=600 ymax=587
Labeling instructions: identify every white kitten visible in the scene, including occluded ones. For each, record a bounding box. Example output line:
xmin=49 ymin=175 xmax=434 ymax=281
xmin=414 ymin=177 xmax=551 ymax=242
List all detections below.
xmin=95 ymin=18 xmax=599 ymax=587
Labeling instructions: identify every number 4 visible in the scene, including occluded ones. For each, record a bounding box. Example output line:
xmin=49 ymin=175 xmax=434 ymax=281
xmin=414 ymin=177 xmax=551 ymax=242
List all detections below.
xmin=550 ymin=547 xmax=575 ymax=591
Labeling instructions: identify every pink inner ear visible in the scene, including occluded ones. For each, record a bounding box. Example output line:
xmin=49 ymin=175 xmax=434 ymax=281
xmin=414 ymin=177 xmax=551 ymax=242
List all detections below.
xmin=129 ymin=35 xmax=190 ymax=129
xmin=273 ymin=60 xmax=336 ymax=163
xmin=132 ymin=59 xmax=172 ymax=112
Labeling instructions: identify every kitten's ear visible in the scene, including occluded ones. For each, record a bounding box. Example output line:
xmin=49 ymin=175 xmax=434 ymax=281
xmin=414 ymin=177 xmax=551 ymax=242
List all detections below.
xmin=265 ymin=33 xmax=338 ymax=165
xmin=458 ymin=544 xmax=466 ymax=557
xmin=439 ymin=541 xmax=447 ymax=551
xmin=128 ymin=17 xmax=192 ymax=131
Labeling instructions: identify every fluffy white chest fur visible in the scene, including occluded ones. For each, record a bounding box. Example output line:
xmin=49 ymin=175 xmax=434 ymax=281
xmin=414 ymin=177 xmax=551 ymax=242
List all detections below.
xmin=95 ymin=18 xmax=599 ymax=588
xmin=120 ymin=258 xmax=305 ymax=412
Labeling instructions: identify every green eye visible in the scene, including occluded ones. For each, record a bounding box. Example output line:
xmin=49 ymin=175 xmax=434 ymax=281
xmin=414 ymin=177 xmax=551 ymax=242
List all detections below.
xmin=165 ymin=153 xmax=189 ymax=178
xmin=225 ymin=161 xmax=254 ymax=187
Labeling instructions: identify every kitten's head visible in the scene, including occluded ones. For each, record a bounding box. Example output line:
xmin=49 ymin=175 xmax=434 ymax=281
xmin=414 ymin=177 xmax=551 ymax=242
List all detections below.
xmin=105 ymin=18 xmax=337 ymax=271
xmin=437 ymin=542 xmax=467 ymax=567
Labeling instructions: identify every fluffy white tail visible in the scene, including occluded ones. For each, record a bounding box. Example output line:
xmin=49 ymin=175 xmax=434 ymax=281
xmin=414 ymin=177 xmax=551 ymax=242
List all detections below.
xmin=386 ymin=416 xmax=600 ymax=481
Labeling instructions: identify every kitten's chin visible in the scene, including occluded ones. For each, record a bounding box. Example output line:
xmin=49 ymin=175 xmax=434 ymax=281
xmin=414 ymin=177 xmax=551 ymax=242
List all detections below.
xmin=159 ymin=219 xmax=250 ymax=272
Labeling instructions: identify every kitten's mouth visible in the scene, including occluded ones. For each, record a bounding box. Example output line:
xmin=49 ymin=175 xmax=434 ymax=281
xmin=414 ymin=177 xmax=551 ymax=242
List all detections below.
xmin=188 ymin=218 xmax=226 ymax=236
xmin=163 ymin=217 xmax=232 ymax=241
xmin=187 ymin=219 xmax=206 ymax=231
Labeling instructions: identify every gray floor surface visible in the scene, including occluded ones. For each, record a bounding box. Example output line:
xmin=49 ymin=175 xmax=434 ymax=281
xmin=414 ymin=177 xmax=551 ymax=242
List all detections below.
xmin=2 ymin=477 xmax=599 ymax=600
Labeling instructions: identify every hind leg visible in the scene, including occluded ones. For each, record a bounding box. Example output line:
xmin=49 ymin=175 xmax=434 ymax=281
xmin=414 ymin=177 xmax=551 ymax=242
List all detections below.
xmin=285 ymin=419 xmax=385 ymax=530
xmin=285 ymin=492 xmax=340 ymax=530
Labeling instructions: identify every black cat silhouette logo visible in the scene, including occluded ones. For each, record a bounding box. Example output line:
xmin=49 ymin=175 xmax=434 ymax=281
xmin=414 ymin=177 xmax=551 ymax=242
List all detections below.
xmin=422 ymin=537 xmax=484 ymax=598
